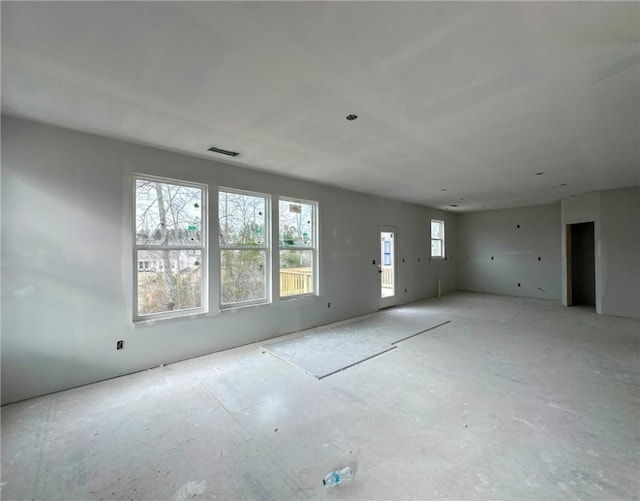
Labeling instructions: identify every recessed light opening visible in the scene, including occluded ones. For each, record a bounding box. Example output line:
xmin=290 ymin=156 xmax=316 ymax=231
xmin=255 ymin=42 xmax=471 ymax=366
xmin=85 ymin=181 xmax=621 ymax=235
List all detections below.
xmin=346 ymin=114 xmax=358 ymax=121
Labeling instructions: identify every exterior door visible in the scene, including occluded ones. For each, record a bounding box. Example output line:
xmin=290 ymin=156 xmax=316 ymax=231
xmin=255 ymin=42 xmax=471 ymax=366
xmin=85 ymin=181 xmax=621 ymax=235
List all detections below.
xmin=378 ymin=226 xmax=397 ymax=309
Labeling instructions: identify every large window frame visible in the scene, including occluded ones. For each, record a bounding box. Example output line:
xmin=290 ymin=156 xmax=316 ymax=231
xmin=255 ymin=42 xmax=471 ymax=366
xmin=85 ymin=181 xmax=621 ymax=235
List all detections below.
xmin=133 ymin=175 xmax=207 ymax=322
xmin=431 ymin=219 xmax=445 ymax=258
xmin=218 ymin=188 xmax=271 ymax=309
xmin=278 ymin=197 xmax=318 ymax=298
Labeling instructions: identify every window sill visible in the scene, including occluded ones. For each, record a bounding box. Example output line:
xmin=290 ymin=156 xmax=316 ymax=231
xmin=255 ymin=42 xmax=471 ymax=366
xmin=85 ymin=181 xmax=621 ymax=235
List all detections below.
xmin=133 ymin=309 xmax=209 ymax=328
xmin=219 ymin=300 xmax=271 ymax=312
xmin=279 ymin=293 xmax=316 ymax=301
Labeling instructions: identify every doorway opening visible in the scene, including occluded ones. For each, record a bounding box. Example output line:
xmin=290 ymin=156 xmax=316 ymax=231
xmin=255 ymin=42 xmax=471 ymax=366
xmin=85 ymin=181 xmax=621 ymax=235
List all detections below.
xmin=566 ymin=222 xmax=595 ymax=308
xmin=379 ymin=226 xmax=397 ymax=309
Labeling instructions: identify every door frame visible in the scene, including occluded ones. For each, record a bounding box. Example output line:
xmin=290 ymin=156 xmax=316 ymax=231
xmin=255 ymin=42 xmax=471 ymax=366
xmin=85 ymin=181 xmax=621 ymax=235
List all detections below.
xmin=566 ymin=224 xmax=573 ymax=306
xmin=378 ymin=225 xmax=398 ymax=309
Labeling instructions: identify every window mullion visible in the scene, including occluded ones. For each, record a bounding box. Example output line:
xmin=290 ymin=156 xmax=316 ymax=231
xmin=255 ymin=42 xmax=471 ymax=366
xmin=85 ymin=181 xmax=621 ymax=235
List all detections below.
xmin=220 ymin=246 xmax=267 ymax=251
xmin=136 ymin=245 xmax=204 ymax=251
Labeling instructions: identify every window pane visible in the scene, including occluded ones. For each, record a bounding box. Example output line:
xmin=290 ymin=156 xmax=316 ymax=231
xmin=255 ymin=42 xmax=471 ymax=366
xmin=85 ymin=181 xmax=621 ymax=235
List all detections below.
xmin=431 ymin=220 xmax=444 ymax=239
xmin=280 ymin=250 xmax=313 ymax=296
xmin=136 ymin=250 xmax=202 ymax=316
xmin=136 ymin=180 xmax=203 ymax=246
xmin=221 ymin=250 xmax=267 ymax=304
xmin=431 ymin=240 xmax=442 ymax=257
xmin=219 ymin=191 xmax=266 ymax=247
xmin=279 ymin=200 xmax=313 ymax=248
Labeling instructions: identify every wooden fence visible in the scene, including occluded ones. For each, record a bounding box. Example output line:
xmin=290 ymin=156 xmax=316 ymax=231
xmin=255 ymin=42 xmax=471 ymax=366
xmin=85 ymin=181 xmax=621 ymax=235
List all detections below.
xmin=280 ymin=268 xmax=313 ymax=296
xmin=280 ymin=266 xmax=392 ymax=297
xmin=381 ymin=266 xmax=393 ymax=288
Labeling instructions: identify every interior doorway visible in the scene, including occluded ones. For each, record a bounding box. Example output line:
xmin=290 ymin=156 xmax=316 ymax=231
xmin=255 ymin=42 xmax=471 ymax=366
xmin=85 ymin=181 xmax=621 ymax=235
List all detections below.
xmin=566 ymin=222 xmax=595 ymax=307
xmin=378 ymin=226 xmax=397 ymax=309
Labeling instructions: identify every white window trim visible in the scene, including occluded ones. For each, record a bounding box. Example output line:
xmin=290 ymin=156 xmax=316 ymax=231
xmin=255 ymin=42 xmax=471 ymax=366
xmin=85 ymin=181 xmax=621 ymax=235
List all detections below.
xmin=219 ymin=187 xmax=271 ymax=309
xmin=278 ymin=196 xmax=318 ymax=299
xmin=133 ymin=174 xmax=208 ymax=322
xmin=431 ymin=219 xmax=445 ymax=259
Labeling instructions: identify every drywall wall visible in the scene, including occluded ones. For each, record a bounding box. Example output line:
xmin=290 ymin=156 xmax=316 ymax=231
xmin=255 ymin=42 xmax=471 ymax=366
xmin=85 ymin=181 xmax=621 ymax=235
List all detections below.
xmin=599 ymin=187 xmax=640 ymax=318
xmin=1 ymin=116 xmax=457 ymax=404
xmin=561 ymin=188 xmax=640 ymax=319
xmin=456 ymin=204 xmax=562 ymax=300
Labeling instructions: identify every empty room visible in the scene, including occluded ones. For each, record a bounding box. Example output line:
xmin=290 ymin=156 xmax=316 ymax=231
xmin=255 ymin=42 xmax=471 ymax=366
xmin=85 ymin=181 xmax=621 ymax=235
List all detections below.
xmin=1 ymin=2 xmax=639 ymax=500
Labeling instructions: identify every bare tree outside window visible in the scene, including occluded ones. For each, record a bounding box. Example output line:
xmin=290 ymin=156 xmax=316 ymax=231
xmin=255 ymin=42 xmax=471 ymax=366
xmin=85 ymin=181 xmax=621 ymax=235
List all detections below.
xmin=135 ymin=177 xmax=206 ymax=319
xmin=219 ymin=190 xmax=269 ymax=306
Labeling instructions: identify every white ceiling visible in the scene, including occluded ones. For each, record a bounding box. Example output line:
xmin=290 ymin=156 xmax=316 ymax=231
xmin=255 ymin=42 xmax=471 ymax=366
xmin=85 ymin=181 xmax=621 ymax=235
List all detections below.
xmin=2 ymin=2 xmax=639 ymax=211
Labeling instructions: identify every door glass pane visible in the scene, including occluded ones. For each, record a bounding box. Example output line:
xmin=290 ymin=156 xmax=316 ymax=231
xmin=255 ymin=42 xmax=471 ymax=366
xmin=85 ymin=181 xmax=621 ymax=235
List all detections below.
xmin=380 ymin=232 xmax=395 ymax=298
xmin=221 ymin=249 xmax=267 ymax=304
xmin=280 ymin=250 xmax=313 ymax=296
xmin=136 ymin=250 xmax=202 ymax=316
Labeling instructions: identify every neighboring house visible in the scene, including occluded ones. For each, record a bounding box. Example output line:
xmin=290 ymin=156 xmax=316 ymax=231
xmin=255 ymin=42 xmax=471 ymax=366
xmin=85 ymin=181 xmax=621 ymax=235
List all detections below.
xmin=137 ymin=249 xmax=200 ymax=273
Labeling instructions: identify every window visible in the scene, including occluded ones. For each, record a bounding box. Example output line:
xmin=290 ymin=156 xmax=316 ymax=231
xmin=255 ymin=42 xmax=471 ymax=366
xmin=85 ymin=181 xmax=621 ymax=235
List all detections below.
xmin=279 ymin=198 xmax=317 ymax=297
xmin=219 ymin=189 xmax=270 ymax=307
xmin=431 ymin=219 xmax=445 ymax=258
xmin=134 ymin=176 xmax=206 ymax=320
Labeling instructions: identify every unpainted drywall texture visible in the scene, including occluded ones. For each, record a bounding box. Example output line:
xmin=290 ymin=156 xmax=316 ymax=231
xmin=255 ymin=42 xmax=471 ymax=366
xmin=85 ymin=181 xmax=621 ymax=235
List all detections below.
xmin=599 ymin=187 xmax=640 ymax=318
xmin=456 ymin=204 xmax=562 ymax=300
xmin=561 ymin=188 xmax=640 ymax=318
xmin=0 ymin=117 xmax=456 ymax=404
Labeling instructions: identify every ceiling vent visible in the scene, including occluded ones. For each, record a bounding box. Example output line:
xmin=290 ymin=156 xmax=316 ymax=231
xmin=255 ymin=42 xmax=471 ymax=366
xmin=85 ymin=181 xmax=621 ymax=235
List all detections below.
xmin=207 ymin=146 xmax=239 ymax=157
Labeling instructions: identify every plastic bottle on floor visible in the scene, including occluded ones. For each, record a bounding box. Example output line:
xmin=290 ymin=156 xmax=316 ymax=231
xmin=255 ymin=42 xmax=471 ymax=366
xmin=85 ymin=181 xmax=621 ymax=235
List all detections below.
xmin=322 ymin=466 xmax=354 ymax=486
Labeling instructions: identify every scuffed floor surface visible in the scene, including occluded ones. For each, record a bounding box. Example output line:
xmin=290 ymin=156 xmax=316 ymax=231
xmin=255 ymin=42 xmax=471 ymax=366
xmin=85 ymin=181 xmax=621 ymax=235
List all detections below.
xmin=2 ymin=292 xmax=639 ymax=500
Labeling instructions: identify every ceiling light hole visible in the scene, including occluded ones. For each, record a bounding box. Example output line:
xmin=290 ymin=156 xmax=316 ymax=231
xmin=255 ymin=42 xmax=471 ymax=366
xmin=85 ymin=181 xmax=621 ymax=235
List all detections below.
xmin=346 ymin=114 xmax=358 ymax=121
xmin=536 ymin=172 xmax=544 ymax=176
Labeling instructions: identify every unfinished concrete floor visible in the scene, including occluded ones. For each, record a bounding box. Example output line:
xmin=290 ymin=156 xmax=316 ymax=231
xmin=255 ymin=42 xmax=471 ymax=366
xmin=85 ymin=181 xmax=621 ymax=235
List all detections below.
xmin=2 ymin=292 xmax=639 ymax=500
